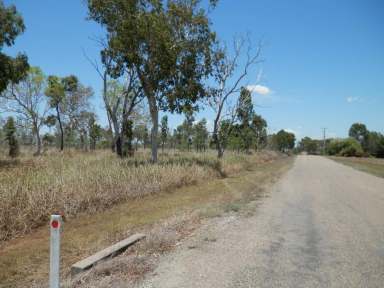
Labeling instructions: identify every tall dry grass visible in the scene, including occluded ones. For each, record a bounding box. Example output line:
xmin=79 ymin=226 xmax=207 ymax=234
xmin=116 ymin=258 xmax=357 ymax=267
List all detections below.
xmin=0 ymin=149 xmax=266 ymax=241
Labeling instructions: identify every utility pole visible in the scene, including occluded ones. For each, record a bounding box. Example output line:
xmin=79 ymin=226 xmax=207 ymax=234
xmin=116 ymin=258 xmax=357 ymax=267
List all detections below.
xmin=322 ymin=128 xmax=327 ymax=155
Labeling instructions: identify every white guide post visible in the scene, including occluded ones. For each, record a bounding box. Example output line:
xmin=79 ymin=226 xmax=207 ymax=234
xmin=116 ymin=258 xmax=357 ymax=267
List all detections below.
xmin=50 ymin=214 xmax=62 ymax=288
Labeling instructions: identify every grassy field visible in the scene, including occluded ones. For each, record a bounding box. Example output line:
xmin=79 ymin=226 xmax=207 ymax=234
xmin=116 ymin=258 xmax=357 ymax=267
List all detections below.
xmin=0 ymin=149 xmax=249 ymax=241
xmin=0 ymin=149 xmax=293 ymax=287
xmin=329 ymin=156 xmax=384 ymax=178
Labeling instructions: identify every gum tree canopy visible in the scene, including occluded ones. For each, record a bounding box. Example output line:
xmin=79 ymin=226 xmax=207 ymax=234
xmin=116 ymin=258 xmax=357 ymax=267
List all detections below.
xmin=0 ymin=0 xmax=29 ymax=93
xmin=87 ymin=0 xmax=217 ymax=162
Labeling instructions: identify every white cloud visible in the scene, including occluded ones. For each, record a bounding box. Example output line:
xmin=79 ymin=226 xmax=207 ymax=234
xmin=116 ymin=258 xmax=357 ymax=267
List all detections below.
xmin=246 ymin=84 xmax=271 ymax=95
xmin=346 ymin=96 xmax=360 ymax=103
xmin=284 ymin=128 xmax=298 ymax=135
xmin=206 ymin=119 xmax=214 ymax=133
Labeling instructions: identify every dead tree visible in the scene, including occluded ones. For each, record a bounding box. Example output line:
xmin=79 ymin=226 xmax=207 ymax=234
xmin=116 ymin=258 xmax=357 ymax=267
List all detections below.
xmin=208 ymin=36 xmax=262 ymax=158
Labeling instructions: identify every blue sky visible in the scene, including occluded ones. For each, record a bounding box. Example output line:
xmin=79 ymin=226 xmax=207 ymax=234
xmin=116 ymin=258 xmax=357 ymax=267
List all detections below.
xmin=3 ymin=0 xmax=383 ymax=140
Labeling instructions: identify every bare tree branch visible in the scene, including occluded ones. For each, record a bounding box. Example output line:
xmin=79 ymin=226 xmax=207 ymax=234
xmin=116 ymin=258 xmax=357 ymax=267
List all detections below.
xmin=208 ymin=35 xmax=263 ymax=158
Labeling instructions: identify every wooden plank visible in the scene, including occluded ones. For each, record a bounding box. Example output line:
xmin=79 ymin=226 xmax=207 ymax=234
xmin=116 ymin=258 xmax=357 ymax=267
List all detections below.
xmin=71 ymin=233 xmax=145 ymax=276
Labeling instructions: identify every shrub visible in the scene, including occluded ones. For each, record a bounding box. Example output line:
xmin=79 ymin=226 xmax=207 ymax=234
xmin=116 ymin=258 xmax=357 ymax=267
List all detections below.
xmin=366 ymin=132 xmax=384 ymax=158
xmin=3 ymin=117 xmax=20 ymax=158
xmin=327 ymin=138 xmax=363 ymax=157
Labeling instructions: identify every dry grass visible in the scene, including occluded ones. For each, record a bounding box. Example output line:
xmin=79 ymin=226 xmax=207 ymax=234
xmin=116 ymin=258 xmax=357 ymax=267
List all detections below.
xmin=329 ymin=156 xmax=384 ymax=178
xmin=0 ymin=149 xmax=250 ymax=241
xmin=0 ymin=149 xmax=291 ymax=288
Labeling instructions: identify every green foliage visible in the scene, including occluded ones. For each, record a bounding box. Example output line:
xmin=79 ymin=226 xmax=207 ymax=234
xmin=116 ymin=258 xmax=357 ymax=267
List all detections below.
xmin=88 ymin=0 xmax=215 ymax=110
xmin=134 ymin=124 xmax=150 ymax=148
xmin=251 ymin=114 xmax=267 ymax=150
xmin=122 ymin=119 xmax=134 ymax=157
xmin=299 ymin=137 xmax=318 ymax=154
xmin=327 ymin=138 xmax=363 ymax=157
xmin=193 ymin=118 xmax=208 ymax=151
xmin=235 ymin=87 xmax=255 ymax=152
xmin=346 ymin=123 xmax=384 ymax=158
xmin=349 ymin=123 xmax=369 ymax=150
xmin=3 ymin=116 xmax=19 ymax=157
xmin=44 ymin=115 xmax=56 ymax=127
xmin=237 ymin=87 xmax=253 ymax=126
xmin=45 ymin=76 xmax=65 ymax=108
xmin=44 ymin=75 xmax=93 ymax=150
xmin=0 ymin=0 xmax=25 ymax=47
xmin=89 ymin=115 xmax=102 ymax=150
xmin=272 ymin=130 xmax=296 ymax=152
xmin=366 ymin=132 xmax=384 ymax=158
xmin=42 ymin=133 xmax=55 ymax=146
xmin=160 ymin=115 xmax=168 ymax=149
xmin=88 ymin=0 xmax=217 ymax=162
xmin=0 ymin=1 xmax=29 ymax=93
xmin=218 ymin=116 xmax=268 ymax=153
xmin=45 ymin=75 xmax=65 ymax=150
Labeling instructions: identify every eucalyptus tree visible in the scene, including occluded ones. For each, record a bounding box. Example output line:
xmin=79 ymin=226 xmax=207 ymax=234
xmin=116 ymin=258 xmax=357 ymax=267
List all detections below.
xmin=84 ymin=43 xmax=144 ymax=156
xmin=45 ymin=75 xmax=93 ymax=151
xmin=208 ymin=37 xmax=262 ymax=158
xmin=88 ymin=0 xmax=217 ymax=162
xmin=0 ymin=0 xmax=29 ymax=94
xmin=251 ymin=114 xmax=267 ymax=151
xmin=274 ymin=130 xmax=296 ymax=153
xmin=45 ymin=76 xmax=65 ymax=151
xmin=1 ymin=67 xmax=47 ymax=155
xmin=349 ymin=123 xmax=369 ymax=151
xmin=103 ymin=78 xmax=144 ymax=157
xmin=237 ymin=87 xmax=254 ymax=153
xmin=61 ymin=76 xmax=93 ymax=147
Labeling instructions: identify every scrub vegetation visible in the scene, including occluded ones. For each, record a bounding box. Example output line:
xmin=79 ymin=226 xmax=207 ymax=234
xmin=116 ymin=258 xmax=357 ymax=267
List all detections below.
xmin=0 ymin=149 xmax=255 ymax=241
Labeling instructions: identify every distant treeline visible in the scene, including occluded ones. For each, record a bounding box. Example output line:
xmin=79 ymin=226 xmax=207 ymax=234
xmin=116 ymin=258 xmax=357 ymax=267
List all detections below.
xmin=298 ymin=123 xmax=384 ymax=158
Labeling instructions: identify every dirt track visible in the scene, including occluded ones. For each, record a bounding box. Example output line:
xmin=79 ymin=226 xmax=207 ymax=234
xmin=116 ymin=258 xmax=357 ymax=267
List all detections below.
xmin=139 ymin=156 xmax=384 ymax=288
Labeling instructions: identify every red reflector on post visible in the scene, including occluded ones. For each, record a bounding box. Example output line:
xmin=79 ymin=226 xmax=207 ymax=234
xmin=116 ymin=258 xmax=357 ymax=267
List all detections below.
xmin=51 ymin=220 xmax=59 ymax=229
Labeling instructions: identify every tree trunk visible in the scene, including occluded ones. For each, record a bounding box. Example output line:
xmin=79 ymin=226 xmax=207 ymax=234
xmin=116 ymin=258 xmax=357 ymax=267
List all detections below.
xmin=56 ymin=106 xmax=64 ymax=151
xmin=148 ymin=96 xmax=158 ymax=163
xmin=36 ymin=132 xmax=42 ymax=155
xmin=213 ymin=118 xmax=224 ymax=158
xmin=84 ymin=131 xmax=89 ymax=152
xmin=111 ymin=117 xmax=120 ymax=155
xmin=116 ymin=136 xmax=123 ymax=157
xmin=33 ymin=120 xmax=42 ymax=156
xmin=120 ymin=118 xmax=134 ymax=157
xmin=217 ymin=140 xmax=224 ymax=158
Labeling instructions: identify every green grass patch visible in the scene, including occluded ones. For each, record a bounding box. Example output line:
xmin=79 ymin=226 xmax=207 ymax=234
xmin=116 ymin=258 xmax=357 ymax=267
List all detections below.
xmin=329 ymin=156 xmax=384 ymax=178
